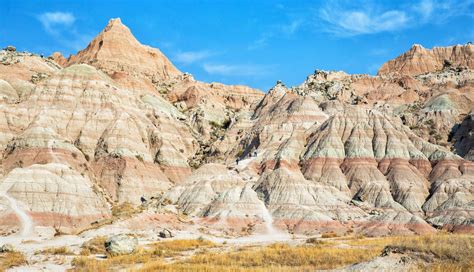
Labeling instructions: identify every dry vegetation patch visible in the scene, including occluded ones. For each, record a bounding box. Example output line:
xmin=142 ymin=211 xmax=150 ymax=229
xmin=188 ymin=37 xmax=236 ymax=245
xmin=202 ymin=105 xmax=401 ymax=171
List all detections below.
xmin=36 ymin=246 xmax=75 ymax=256
xmin=80 ymin=236 xmax=107 ymax=256
xmin=148 ymin=238 xmax=216 ymax=257
xmin=71 ymin=239 xmax=217 ymax=271
xmin=69 ymin=234 xmax=473 ymax=272
xmin=0 ymin=251 xmax=27 ymax=271
xmin=140 ymin=242 xmax=379 ymax=271
xmin=345 ymin=233 xmax=473 ymax=271
xmin=77 ymin=202 xmax=144 ymax=234
xmin=112 ymin=202 xmax=143 ymax=218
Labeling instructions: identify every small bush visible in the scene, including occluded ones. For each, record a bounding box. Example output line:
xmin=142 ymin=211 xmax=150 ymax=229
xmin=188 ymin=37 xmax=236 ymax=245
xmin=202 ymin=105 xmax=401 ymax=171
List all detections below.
xmin=111 ymin=202 xmax=141 ymax=218
xmin=0 ymin=251 xmax=27 ymax=270
xmin=209 ymin=121 xmax=221 ymax=128
xmin=80 ymin=236 xmax=107 ymax=255
xmin=135 ymin=154 xmax=144 ymax=162
xmin=321 ymin=231 xmax=338 ymax=238
xmin=72 ymin=239 xmax=217 ymax=271
xmin=306 ymin=237 xmax=327 ymax=245
xmin=37 ymin=246 xmax=74 ymax=255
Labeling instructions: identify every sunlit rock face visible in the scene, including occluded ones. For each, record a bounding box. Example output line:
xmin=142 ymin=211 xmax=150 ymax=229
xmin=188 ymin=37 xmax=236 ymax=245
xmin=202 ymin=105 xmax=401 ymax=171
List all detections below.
xmin=66 ymin=18 xmax=182 ymax=92
xmin=0 ymin=61 xmax=197 ymax=231
xmin=0 ymin=163 xmax=111 ymax=233
xmin=0 ymin=20 xmax=473 ymax=236
xmin=378 ymin=44 xmax=474 ymax=76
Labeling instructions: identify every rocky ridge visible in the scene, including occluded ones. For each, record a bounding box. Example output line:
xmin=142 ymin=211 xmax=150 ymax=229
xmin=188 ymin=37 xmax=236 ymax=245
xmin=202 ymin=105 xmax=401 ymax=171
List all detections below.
xmin=0 ymin=19 xmax=473 ymax=237
xmin=378 ymin=43 xmax=474 ymax=76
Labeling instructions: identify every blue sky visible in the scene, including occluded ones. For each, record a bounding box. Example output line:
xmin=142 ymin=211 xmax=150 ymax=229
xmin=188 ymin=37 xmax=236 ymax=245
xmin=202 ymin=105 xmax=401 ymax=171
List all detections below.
xmin=1 ymin=0 xmax=473 ymax=90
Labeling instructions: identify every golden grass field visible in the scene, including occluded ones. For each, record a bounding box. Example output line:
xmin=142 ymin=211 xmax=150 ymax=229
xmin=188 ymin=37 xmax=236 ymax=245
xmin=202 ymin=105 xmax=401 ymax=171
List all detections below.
xmin=62 ymin=233 xmax=474 ymax=272
xmin=0 ymin=251 xmax=26 ymax=271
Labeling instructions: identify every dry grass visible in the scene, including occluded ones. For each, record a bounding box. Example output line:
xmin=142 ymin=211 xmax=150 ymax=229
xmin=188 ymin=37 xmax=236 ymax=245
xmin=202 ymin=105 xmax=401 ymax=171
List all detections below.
xmin=140 ymin=263 xmax=310 ymax=272
xmin=72 ymin=248 xmax=152 ymax=272
xmin=345 ymin=233 xmax=473 ymax=271
xmin=78 ymin=203 xmax=144 ymax=234
xmin=140 ymin=242 xmax=379 ymax=271
xmin=80 ymin=236 xmax=107 ymax=256
xmin=112 ymin=202 xmax=142 ymax=218
xmin=71 ymin=239 xmax=217 ymax=271
xmin=0 ymin=251 xmax=27 ymax=271
xmin=70 ymin=256 xmax=107 ymax=272
xmin=36 ymin=246 xmax=75 ymax=255
xmin=147 ymin=239 xmax=216 ymax=257
xmin=321 ymin=231 xmax=339 ymax=238
xmin=70 ymin=234 xmax=474 ymax=272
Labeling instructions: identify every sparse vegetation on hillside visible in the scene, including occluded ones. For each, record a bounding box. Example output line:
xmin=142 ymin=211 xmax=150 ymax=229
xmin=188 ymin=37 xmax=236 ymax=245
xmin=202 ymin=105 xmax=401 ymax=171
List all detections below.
xmin=80 ymin=236 xmax=107 ymax=256
xmin=0 ymin=251 xmax=27 ymax=271
xmin=71 ymin=239 xmax=217 ymax=272
xmin=36 ymin=246 xmax=75 ymax=256
xmin=111 ymin=202 xmax=143 ymax=218
xmin=68 ymin=233 xmax=473 ymax=272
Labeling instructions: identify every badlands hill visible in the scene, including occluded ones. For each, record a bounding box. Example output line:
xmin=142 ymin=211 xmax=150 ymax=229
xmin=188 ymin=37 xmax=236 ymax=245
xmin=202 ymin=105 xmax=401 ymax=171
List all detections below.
xmin=0 ymin=18 xmax=473 ymax=239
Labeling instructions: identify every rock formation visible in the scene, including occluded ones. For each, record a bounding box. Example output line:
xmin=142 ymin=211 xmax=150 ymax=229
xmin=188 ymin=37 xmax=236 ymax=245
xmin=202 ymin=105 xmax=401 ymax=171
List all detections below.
xmin=453 ymin=111 xmax=474 ymax=161
xmin=66 ymin=18 xmax=181 ymax=92
xmin=0 ymin=18 xmax=473 ymax=236
xmin=378 ymin=44 xmax=474 ymax=76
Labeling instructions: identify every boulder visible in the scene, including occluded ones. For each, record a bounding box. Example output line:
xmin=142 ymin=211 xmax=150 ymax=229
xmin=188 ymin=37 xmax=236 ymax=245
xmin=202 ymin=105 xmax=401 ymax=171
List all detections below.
xmin=4 ymin=45 xmax=16 ymax=52
xmin=0 ymin=244 xmax=15 ymax=253
xmin=104 ymin=234 xmax=138 ymax=256
xmin=159 ymin=228 xmax=174 ymax=238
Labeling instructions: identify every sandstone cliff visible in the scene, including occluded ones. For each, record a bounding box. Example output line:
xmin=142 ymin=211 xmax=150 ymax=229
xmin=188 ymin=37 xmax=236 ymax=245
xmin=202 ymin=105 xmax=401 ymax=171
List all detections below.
xmin=378 ymin=44 xmax=474 ymax=76
xmin=0 ymin=21 xmax=472 ymax=237
xmin=66 ymin=18 xmax=181 ymax=91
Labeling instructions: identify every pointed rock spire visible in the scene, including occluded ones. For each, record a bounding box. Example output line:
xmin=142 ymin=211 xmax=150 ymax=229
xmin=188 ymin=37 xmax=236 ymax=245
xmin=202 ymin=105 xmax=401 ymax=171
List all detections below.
xmin=66 ymin=18 xmax=181 ymax=90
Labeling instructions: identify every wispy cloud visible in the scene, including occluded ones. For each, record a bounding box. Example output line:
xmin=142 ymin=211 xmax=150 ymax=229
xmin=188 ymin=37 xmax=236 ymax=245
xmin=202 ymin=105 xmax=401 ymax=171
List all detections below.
xmin=38 ymin=12 xmax=76 ymax=34
xmin=174 ymin=50 xmax=216 ymax=64
xmin=37 ymin=11 xmax=90 ymax=53
xmin=203 ymin=63 xmax=272 ymax=76
xmin=415 ymin=0 xmax=434 ymax=21
xmin=319 ymin=3 xmax=408 ymax=36
xmin=318 ymin=0 xmax=474 ymax=36
xmin=414 ymin=0 xmax=474 ymax=23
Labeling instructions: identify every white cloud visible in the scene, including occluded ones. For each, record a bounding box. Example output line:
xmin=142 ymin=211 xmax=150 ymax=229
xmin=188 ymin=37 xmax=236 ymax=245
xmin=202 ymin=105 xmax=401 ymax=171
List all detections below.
xmin=414 ymin=0 xmax=474 ymax=22
xmin=416 ymin=0 xmax=434 ymax=21
xmin=38 ymin=12 xmax=76 ymax=34
xmin=174 ymin=50 xmax=216 ymax=64
xmin=318 ymin=0 xmax=474 ymax=36
xmin=37 ymin=11 xmax=91 ymax=53
xmin=203 ymin=63 xmax=271 ymax=76
xmin=320 ymin=6 xmax=408 ymax=36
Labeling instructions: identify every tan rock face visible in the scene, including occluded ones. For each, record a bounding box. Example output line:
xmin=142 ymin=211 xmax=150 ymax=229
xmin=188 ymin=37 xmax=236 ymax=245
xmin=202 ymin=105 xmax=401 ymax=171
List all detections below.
xmin=190 ymin=79 xmax=472 ymax=235
xmin=0 ymin=19 xmax=473 ymax=237
xmin=66 ymin=18 xmax=181 ymax=91
xmin=50 ymin=52 xmax=67 ymax=67
xmin=378 ymin=44 xmax=474 ymax=76
xmin=0 ymin=62 xmax=197 ymax=232
xmin=0 ymin=163 xmax=110 ymax=233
